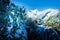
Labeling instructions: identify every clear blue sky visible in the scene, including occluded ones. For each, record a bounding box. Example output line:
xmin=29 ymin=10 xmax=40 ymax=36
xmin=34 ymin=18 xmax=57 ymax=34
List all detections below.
xmin=11 ymin=0 xmax=60 ymax=10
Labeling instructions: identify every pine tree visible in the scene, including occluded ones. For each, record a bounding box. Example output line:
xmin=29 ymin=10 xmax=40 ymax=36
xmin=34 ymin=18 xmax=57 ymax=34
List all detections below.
xmin=0 ymin=0 xmax=27 ymax=40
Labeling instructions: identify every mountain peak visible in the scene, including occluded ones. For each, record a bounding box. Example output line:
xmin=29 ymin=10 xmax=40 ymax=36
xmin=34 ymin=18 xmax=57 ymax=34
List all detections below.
xmin=26 ymin=8 xmax=60 ymax=21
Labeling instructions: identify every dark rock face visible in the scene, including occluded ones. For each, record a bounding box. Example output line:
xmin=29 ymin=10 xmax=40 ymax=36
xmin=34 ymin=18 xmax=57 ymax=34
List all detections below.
xmin=26 ymin=26 xmax=60 ymax=40
xmin=26 ymin=27 xmax=45 ymax=40
xmin=46 ymin=28 xmax=60 ymax=40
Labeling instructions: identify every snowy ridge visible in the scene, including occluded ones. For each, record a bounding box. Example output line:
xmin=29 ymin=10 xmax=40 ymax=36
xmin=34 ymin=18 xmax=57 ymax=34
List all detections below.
xmin=26 ymin=8 xmax=60 ymax=21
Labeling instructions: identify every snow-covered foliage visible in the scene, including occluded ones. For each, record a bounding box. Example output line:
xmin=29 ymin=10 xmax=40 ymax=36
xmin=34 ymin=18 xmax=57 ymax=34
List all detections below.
xmin=0 ymin=0 xmax=27 ymax=40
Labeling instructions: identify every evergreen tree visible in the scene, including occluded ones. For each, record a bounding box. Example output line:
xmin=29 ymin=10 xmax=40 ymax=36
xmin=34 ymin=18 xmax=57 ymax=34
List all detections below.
xmin=0 ymin=0 xmax=27 ymax=40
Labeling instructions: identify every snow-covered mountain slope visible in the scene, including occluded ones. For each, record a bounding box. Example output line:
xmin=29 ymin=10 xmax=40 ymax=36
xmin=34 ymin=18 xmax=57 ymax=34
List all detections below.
xmin=26 ymin=8 xmax=60 ymax=21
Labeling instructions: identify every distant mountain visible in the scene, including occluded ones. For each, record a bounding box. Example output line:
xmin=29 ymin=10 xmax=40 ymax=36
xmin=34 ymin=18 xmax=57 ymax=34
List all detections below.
xmin=26 ymin=8 xmax=60 ymax=21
